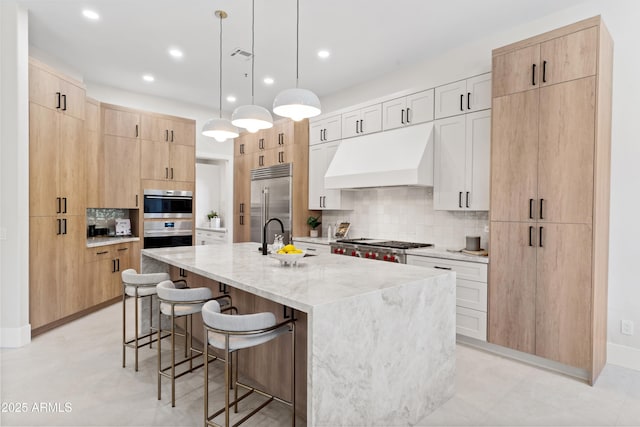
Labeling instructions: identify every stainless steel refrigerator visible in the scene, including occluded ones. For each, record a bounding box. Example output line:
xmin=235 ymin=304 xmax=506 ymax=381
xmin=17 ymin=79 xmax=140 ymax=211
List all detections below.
xmin=250 ymin=163 xmax=292 ymax=245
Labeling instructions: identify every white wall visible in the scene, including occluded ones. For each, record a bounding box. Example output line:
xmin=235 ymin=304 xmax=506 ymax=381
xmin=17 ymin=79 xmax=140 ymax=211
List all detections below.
xmin=0 ymin=1 xmax=30 ymax=347
xmin=321 ymin=0 xmax=640 ymax=366
xmin=195 ymin=162 xmax=222 ymax=227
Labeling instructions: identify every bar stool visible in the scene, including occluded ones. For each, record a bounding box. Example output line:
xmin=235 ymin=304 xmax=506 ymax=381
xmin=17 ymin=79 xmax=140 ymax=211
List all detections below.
xmin=202 ymin=299 xmax=296 ymax=427
xmin=121 ymin=268 xmax=171 ymax=371
xmin=156 ymin=280 xmax=231 ymax=407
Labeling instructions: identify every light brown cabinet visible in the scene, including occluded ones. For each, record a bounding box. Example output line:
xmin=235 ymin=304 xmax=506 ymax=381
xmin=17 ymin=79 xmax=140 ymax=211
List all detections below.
xmin=141 ymin=114 xmax=195 ymax=146
xmin=84 ymin=242 xmax=137 ymax=309
xmin=103 ymin=135 xmax=140 ymax=208
xmin=233 ymin=146 xmax=251 ymax=243
xmin=141 ymin=140 xmax=195 ymax=182
xmin=103 ymin=106 xmax=140 ymax=139
xmin=488 ymin=16 xmax=613 ymax=384
xmin=29 ymin=58 xmax=85 ymax=120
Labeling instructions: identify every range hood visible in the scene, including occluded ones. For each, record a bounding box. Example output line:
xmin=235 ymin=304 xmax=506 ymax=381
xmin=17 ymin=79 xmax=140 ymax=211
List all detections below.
xmin=324 ymin=122 xmax=434 ymax=189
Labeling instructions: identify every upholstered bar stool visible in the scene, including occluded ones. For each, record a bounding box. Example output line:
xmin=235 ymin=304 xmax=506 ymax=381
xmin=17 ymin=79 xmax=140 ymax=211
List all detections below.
xmin=202 ymin=299 xmax=296 ymax=427
xmin=156 ymin=280 xmax=231 ymax=407
xmin=121 ymin=269 xmax=171 ymax=371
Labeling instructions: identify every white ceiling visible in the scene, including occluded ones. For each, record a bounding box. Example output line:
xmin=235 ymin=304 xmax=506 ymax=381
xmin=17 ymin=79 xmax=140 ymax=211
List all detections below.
xmin=19 ymin=0 xmax=586 ymax=116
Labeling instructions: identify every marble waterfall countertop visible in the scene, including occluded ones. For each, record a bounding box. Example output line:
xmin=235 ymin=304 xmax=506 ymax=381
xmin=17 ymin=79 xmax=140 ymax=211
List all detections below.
xmin=86 ymin=236 xmax=140 ymax=248
xmin=141 ymin=242 xmax=456 ymax=426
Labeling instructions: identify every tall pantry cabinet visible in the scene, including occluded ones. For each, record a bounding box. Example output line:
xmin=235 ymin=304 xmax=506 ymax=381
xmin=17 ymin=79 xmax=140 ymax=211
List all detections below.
xmin=488 ymin=16 xmax=613 ymax=384
xmin=29 ymin=58 xmax=87 ymax=330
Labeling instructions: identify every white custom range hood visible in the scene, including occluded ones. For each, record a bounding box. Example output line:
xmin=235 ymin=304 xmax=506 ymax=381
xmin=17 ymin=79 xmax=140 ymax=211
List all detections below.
xmin=324 ymin=122 xmax=434 ymax=189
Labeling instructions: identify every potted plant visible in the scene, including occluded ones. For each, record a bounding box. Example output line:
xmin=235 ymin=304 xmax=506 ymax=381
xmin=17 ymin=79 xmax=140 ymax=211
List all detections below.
xmin=307 ymin=215 xmax=321 ymax=238
xmin=207 ymin=211 xmax=221 ymax=228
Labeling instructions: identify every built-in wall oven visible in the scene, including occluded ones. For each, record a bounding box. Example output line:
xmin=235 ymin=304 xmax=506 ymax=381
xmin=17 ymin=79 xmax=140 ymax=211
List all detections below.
xmin=143 ymin=189 xmax=193 ymax=248
xmin=143 ymin=189 xmax=193 ymax=219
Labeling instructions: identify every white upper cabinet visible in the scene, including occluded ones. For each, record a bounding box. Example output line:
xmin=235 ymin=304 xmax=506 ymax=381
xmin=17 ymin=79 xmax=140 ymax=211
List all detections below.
xmin=341 ymin=104 xmax=382 ymax=139
xmin=434 ymin=109 xmax=491 ymax=211
xmin=308 ymin=141 xmax=352 ymax=210
xmin=310 ymin=114 xmax=342 ymax=145
xmin=434 ymin=73 xmax=491 ymax=119
xmin=383 ymin=89 xmax=434 ymax=130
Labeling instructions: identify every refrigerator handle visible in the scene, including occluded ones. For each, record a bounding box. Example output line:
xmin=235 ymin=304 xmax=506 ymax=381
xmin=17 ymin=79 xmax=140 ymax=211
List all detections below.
xmin=264 ymin=186 xmax=270 ymax=221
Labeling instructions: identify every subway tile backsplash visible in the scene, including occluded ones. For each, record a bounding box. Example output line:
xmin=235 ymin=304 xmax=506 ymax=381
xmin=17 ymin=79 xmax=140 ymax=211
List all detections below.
xmin=321 ymin=187 xmax=489 ymax=250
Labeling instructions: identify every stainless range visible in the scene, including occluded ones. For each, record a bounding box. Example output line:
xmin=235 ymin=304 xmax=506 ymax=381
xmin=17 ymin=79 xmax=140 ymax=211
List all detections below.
xmin=330 ymin=238 xmax=433 ymax=264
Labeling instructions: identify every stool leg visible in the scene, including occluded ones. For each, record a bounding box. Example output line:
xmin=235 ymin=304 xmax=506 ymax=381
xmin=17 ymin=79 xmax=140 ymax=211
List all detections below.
xmin=189 ymin=314 xmax=193 ymax=372
xmin=234 ymin=351 xmax=238 ymax=414
xmin=149 ymin=295 xmax=153 ymax=349
xmin=122 ymin=290 xmax=126 ymax=368
xmin=204 ymin=329 xmax=209 ymax=427
xmin=225 ymin=335 xmax=230 ymax=427
xmin=134 ymin=288 xmax=139 ymax=372
xmin=157 ymin=301 xmax=162 ymax=401
xmin=171 ymin=305 xmax=176 ymax=407
xmin=184 ymin=316 xmax=188 ymax=358
xmin=291 ymin=323 xmax=296 ymax=427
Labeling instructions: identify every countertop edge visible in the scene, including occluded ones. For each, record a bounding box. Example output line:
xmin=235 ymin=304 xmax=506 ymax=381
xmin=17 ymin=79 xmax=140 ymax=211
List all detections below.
xmin=86 ymin=236 xmax=140 ymax=248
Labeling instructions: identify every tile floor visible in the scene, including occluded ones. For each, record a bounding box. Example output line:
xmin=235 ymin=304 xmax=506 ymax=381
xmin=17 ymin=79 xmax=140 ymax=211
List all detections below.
xmin=1 ymin=302 xmax=640 ymax=426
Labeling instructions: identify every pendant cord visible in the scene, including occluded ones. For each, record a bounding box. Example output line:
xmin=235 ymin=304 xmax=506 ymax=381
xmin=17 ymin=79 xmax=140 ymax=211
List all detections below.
xmin=219 ymin=13 xmax=223 ymax=118
xmin=296 ymin=0 xmax=299 ymax=89
xmin=251 ymin=0 xmax=255 ymax=105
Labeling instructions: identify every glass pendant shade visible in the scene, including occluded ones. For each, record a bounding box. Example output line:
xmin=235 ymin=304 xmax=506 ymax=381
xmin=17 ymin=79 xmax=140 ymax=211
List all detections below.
xmin=202 ymin=118 xmax=239 ymax=142
xmin=231 ymin=104 xmax=273 ymax=133
xmin=273 ymin=88 xmax=321 ymax=121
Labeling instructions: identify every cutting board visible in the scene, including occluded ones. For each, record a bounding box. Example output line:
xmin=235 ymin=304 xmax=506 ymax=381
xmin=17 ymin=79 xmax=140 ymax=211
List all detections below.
xmin=461 ymin=248 xmax=488 ymax=256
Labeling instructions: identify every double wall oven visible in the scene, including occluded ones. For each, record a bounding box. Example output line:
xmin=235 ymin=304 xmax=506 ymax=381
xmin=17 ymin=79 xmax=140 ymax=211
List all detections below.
xmin=143 ymin=189 xmax=193 ymax=248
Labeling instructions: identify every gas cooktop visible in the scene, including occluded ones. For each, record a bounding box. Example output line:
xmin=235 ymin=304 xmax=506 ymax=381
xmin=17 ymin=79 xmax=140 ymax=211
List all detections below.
xmin=335 ymin=239 xmax=433 ymax=250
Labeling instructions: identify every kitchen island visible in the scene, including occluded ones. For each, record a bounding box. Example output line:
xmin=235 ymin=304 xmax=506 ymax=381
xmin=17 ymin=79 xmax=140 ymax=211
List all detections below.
xmin=141 ymin=242 xmax=455 ymax=426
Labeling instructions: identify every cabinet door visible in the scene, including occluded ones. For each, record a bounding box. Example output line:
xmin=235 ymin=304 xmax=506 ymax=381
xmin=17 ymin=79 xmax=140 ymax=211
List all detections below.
xmin=59 ymin=114 xmax=86 ymax=216
xmin=341 ymin=109 xmax=361 ymax=139
xmin=85 ymin=100 xmax=104 ymax=208
xmin=29 ymin=64 xmax=60 ymax=110
xmin=85 ymin=257 xmax=113 ymax=307
xmin=323 ymin=115 xmax=342 ymax=142
xmin=309 ymin=121 xmax=325 ymax=145
xmin=58 ymin=79 xmax=86 ymax=120
xmin=466 ymin=110 xmax=491 ymax=211
xmin=382 ymin=97 xmax=406 ymax=130
xmin=59 ymin=216 xmax=87 ymax=317
xmin=233 ymin=155 xmax=250 ymax=243
xmin=308 ymin=145 xmax=324 ymax=209
xmin=434 ymin=80 xmax=467 ymax=119
xmin=141 ymin=140 xmax=170 ymax=180
xmin=321 ymin=141 xmax=343 ymax=209
xmin=103 ymin=136 xmax=140 ymax=208
xmin=112 ymin=244 xmax=133 ymax=300
xmin=169 ymin=119 xmax=195 ymax=146
xmin=490 ymin=90 xmax=539 ymax=222
xmin=170 ymin=144 xmax=195 ymax=182
xmin=466 ymin=74 xmax=492 ymax=112
xmin=406 ymin=89 xmax=434 ymax=125
xmin=434 ymin=115 xmax=466 ymax=210
xmin=361 ymin=104 xmax=382 ymax=135
xmin=535 ymin=223 xmax=592 ymax=369
xmin=538 ymin=77 xmax=595 ymax=224
xmin=103 ymin=107 xmax=140 ymax=139
xmin=274 ymin=144 xmax=294 ymax=165
xmin=29 ymin=103 xmax=59 ymax=217
xmin=540 ymin=26 xmax=597 ymax=86
xmin=492 ymin=44 xmax=540 ymax=98
xmin=488 ymin=221 xmax=537 ymax=354
xmin=29 ymin=216 xmax=61 ymax=329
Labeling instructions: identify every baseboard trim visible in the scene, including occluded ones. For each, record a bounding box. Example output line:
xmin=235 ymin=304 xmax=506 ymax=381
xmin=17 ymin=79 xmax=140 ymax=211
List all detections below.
xmin=607 ymin=342 xmax=640 ymax=371
xmin=0 ymin=324 xmax=32 ymax=348
xmin=31 ymin=297 xmax=120 ymax=337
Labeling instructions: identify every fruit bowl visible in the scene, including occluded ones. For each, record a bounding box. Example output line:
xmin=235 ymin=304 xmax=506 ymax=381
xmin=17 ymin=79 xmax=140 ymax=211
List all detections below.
xmin=269 ymin=251 xmax=306 ymax=266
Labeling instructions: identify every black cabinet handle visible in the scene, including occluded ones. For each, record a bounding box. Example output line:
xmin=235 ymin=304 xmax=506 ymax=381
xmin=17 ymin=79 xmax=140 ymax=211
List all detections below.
xmin=96 ymin=250 xmax=108 ymax=255
xmin=542 ymin=60 xmax=547 ymax=83
xmin=170 ymin=168 xmax=174 ymax=179
xmin=355 ymin=120 xmax=359 ymax=134
xmin=57 ymin=197 xmax=61 ymax=214
xmin=240 ymin=143 xmax=245 ymax=154
xmin=324 ymin=129 xmax=327 ymax=140
xmin=171 ymin=130 xmax=174 ymax=142
xmin=135 ymin=124 xmax=139 ymax=137
xmin=458 ymin=192 xmax=463 ymax=208
xmin=529 ymin=199 xmax=534 ymax=219
xmin=532 ymin=63 xmax=537 ymax=86
xmin=529 ymin=226 xmax=534 ymax=247
xmin=135 ymin=194 xmax=138 ymax=207
xmin=165 ymin=167 xmax=169 ymax=179
xmin=319 ymin=129 xmax=323 ymax=141
xmin=165 ymin=129 xmax=169 ymax=141
xmin=539 ymin=226 xmax=544 ymax=247
xmin=57 ymin=219 xmax=62 ymax=235
xmin=112 ymin=259 xmax=116 ymax=273
xmin=460 ymin=94 xmax=464 ymax=111
xmin=63 ymin=197 xmax=67 ymax=213
xmin=466 ymin=192 xmax=470 ymax=208
xmin=63 ymin=218 xmax=67 ymax=235
xmin=62 ymin=94 xmax=67 ymax=111
xmin=240 ymin=202 xmax=244 ymax=213
xmin=117 ymin=258 xmax=120 ymax=272
xmin=239 ymin=215 xmax=244 ymax=225
xmin=401 ymin=109 xmax=405 ymax=124
xmin=434 ymin=266 xmax=452 ymax=270
xmin=56 ymin=92 xmax=61 ymax=109
xmin=467 ymin=92 xmax=471 ymax=110
xmin=539 ymin=198 xmax=544 ymax=220
xmin=118 ymin=247 xmax=128 ymax=252
xmin=359 ymin=119 xmax=363 ymax=133
xmin=406 ymin=107 xmax=411 ymax=123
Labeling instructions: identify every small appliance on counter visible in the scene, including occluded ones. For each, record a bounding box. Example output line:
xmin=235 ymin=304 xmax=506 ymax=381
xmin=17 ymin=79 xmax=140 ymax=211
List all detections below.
xmin=115 ymin=218 xmax=132 ymax=236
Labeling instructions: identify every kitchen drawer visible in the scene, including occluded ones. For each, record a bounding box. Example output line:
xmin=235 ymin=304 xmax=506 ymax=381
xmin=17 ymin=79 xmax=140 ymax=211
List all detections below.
xmin=406 ymin=255 xmax=487 ymax=282
xmin=197 ymin=230 xmax=227 ymax=245
xmin=457 ymin=279 xmax=488 ymax=312
xmin=456 ymin=306 xmax=487 ymax=341
xmin=292 ymin=240 xmax=329 ymax=255
xmin=85 ymin=246 xmax=113 ymax=263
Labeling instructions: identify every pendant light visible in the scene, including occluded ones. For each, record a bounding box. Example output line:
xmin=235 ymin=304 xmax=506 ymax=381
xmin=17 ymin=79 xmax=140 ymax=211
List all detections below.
xmin=202 ymin=11 xmax=239 ymax=142
xmin=231 ymin=0 xmax=273 ymax=133
xmin=272 ymin=0 xmax=321 ymax=121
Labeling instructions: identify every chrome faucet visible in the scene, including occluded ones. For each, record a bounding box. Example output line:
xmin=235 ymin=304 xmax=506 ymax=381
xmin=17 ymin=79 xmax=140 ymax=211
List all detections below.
xmin=262 ymin=218 xmax=285 ymax=255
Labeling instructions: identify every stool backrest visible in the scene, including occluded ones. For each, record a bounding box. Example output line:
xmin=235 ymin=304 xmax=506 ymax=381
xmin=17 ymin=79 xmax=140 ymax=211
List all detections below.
xmin=156 ymin=280 xmax=213 ymax=302
xmin=121 ymin=269 xmax=170 ymax=286
xmin=202 ymin=300 xmax=276 ymax=332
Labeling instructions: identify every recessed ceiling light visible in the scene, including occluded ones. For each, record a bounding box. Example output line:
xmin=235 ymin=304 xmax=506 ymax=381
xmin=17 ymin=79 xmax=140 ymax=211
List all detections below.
xmin=82 ymin=9 xmax=100 ymax=20
xmin=168 ymin=48 xmax=183 ymax=59
xmin=263 ymin=77 xmax=274 ymax=85
xmin=226 ymin=95 xmax=237 ymax=103
xmin=317 ymin=50 xmax=330 ymax=59
xmin=142 ymin=74 xmax=155 ymax=82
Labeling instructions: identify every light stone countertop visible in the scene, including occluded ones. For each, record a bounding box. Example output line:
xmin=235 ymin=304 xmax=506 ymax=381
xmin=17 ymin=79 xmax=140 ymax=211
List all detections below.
xmin=406 ymin=246 xmax=489 ymax=264
xmin=86 ymin=236 xmax=140 ymax=248
xmin=195 ymin=226 xmax=227 ymax=232
xmin=141 ymin=242 xmax=451 ymax=313
xmin=291 ymin=236 xmax=333 ymax=245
